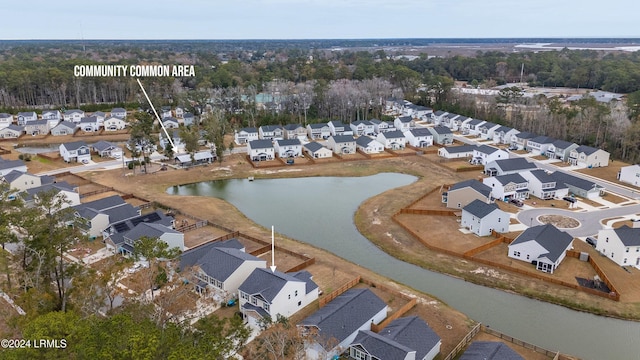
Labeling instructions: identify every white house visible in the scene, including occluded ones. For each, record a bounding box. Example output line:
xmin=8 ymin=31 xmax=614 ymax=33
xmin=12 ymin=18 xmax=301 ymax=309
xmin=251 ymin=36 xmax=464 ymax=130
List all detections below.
xmin=92 ymin=141 xmax=122 ymax=158
xmin=484 ymin=158 xmax=537 ymax=176
xmin=42 ymin=110 xmax=61 ymax=128
xmin=0 ymin=125 xmax=23 ymax=139
xmin=162 ymin=117 xmax=180 ymax=129
xmin=376 ymin=130 xmax=406 ymax=150
xmin=405 ymin=128 xmax=433 ymax=148
xmin=160 ymin=106 xmax=172 ymax=119
xmin=63 ymin=109 xmax=85 ymax=123
xmin=1 ymin=171 xmax=42 ymax=192
xmin=283 ymin=124 xmax=307 ymax=140
xmin=304 ymin=142 xmax=333 ymax=159
xmin=438 ymin=145 xmax=477 ymax=159
xmin=23 ymin=120 xmax=50 ymax=136
xmin=440 ymin=113 xmax=458 ymax=129
xmin=508 ymin=224 xmax=574 ymax=273
xmin=596 ymin=226 xmax=640 ymax=269
xmin=79 ymin=116 xmax=100 ymax=132
xmin=463 ymin=119 xmax=486 ymax=136
xmin=24 ymin=182 xmax=81 ymax=209
xmin=471 ymin=145 xmax=509 ymax=165
xmin=307 ymin=123 xmax=331 ymax=140
xmin=259 ymin=125 xmax=284 ymax=140
xmin=370 ymin=119 xmax=394 ymax=133
xmin=430 ymin=110 xmax=449 ymax=125
xmin=618 ymin=164 xmax=640 ymax=187
xmin=461 ymin=200 xmax=509 ymax=236
xmin=0 ymin=158 xmax=27 ymax=177
xmin=478 ymin=122 xmax=500 ymax=140
xmin=180 ymin=239 xmax=266 ymax=299
xmin=16 ymin=111 xmax=38 ymax=125
xmin=159 ymin=130 xmax=185 ymax=153
xmin=73 ymin=195 xmax=140 ymax=238
xmin=451 ymin=115 xmax=469 ymax=131
xmin=350 ymin=120 xmax=375 ymax=136
xmin=183 ymin=112 xmax=196 ymax=126
xmin=427 ymin=126 xmax=454 ymax=145
xmin=393 ymin=116 xmax=414 ymax=132
xmin=569 ymin=145 xmax=610 ymax=168
xmin=545 ymin=139 xmax=579 ymax=162
xmin=527 ymin=136 xmax=556 ymax=155
xmin=111 ymin=107 xmax=127 ymax=119
xmin=356 ymin=136 xmax=384 ymax=154
xmin=483 ymin=173 xmax=529 ymax=201
xmin=443 ymin=179 xmax=493 ymax=209
xmin=59 ymin=141 xmax=91 ymax=163
xmin=175 ymin=107 xmax=184 ymax=119
xmin=103 ymin=116 xmax=127 ymax=131
xmin=234 ymin=127 xmax=259 ymax=145
xmin=51 ymin=121 xmax=76 ymax=136
xmin=550 ymin=171 xmax=604 ymax=199
xmin=492 ymin=126 xmax=519 ymax=145
xmin=299 ymin=288 xmax=388 ymax=360
xmin=118 ymin=222 xmax=184 ymax=256
xmin=174 ymin=151 xmax=216 ymax=167
xmin=238 ymin=268 xmax=318 ymax=329
xmin=275 ymin=139 xmax=303 ymax=158
xmin=520 ymin=169 xmax=569 ymax=200
xmin=247 ymin=139 xmax=275 ymax=161
xmin=0 ymin=113 xmax=13 ymax=129
xmin=511 ymin=131 xmax=536 ymax=150
xmin=328 ymin=120 xmax=352 ymax=136
xmin=327 ymin=135 xmax=356 ymax=155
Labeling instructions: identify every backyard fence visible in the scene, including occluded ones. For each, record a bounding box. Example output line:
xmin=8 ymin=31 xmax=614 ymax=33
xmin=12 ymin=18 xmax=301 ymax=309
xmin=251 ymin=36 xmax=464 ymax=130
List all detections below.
xmin=443 ymin=323 xmax=482 ymax=360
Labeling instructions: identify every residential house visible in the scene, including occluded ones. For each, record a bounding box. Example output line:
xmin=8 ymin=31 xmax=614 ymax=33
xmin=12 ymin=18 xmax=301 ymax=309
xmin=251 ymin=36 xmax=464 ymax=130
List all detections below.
xmin=283 ymin=124 xmax=308 ymax=140
xmin=0 ymin=113 xmax=13 ymax=129
xmin=63 ymin=109 xmax=85 ymax=123
xmin=470 ymin=145 xmax=509 ymax=165
xmin=307 ymin=123 xmax=331 ymax=140
xmin=23 ymin=120 xmax=50 ymax=136
xmin=247 ymin=139 xmax=275 ymax=161
xmin=92 ymin=111 xmax=106 ymax=126
xmin=51 ymin=121 xmax=77 ymax=136
xmin=304 ymin=142 xmax=333 ymax=159
xmin=440 ymin=113 xmax=458 ymax=129
xmin=549 ymin=171 xmax=604 ymax=199
xmin=183 ymin=112 xmax=196 ymax=126
xmin=160 ymin=106 xmax=172 ymax=119
xmin=545 ymin=140 xmax=579 ymax=162
xmin=79 ymin=116 xmax=100 ymax=132
xmin=451 ymin=115 xmax=468 ymax=131
xmin=349 ymin=316 xmax=441 ymax=360
xmin=111 ymin=107 xmax=127 ymax=119
xmin=103 ymin=210 xmax=175 ymax=253
xmin=460 ymin=342 xmax=524 ymax=360
xmin=618 ymin=164 xmax=640 ymax=187
xmin=492 ymin=126 xmax=519 ymax=145
xmin=259 ymin=125 xmax=284 ymax=140
xmin=179 ymin=239 xmax=266 ymax=299
xmin=405 ymin=104 xmax=432 ymax=119
xmin=59 ymin=141 xmax=91 ymax=163
xmin=174 ymin=107 xmax=184 ymax=119
xmin=427 ymin=126 xmax=454 ymax=145
xmin=430 ymin=110 xmax=449 ymax=125
xmin=350 ymin=120 xmax=375 ymax=136
xmin=116 ymin=222 xmax=184 ymax=256
xmin=0 ymin=125 xmax=23 ymax=139
xmin=508 ymin=224 xmax=574 ymax=273
xmin=1 ymin=171 xmax=42 ymax=192
xmin=520 ymin=169 xmax=568 ymax=200
xmin=484 ymin=158 xmax=537 ymax=176
xmin=527 ymin=136 xmax=556 ymax=155
xmin=328 ymin=120 xmax=351 ymax=136
xmin=394 ymin=116 xmax=414 ymax=132
xmin=405 ymin=128 xmax=433 ymax=148
xmin=275 ymin=139 xmax=303 ymax=158
xmin=299 ymin=288 xmax=388 ymax=360
xmin=23 ymin=181 xmax=80 ymax=209
xmin=103 ymin=116 xmax=127 ymax=131
xmin=92 ymin=141 xmax=122 ymax=158
xmin=16 ymin=111 xmax=38 ymax=125
xmin=443 ymin=179 xmax=493 ymax=209
xmin=174 ymin=151 xmax=216 ymax=167
xmin=462 ymin=119 xmax=486 ymax=136
xmin=483 ymin=173 xmax=530 ymax=201
xmin=327 ymin=135 xmax=357 ymax=155
xmin=461 ymin=199 xmax=509 ymax=236
xmin=42 ymin=110 xmax=61 ymax=128
xmin=73 ymin=195 xmax=140 ymax=238
xmin=0 ymin=158 xmax=27 ymax=176
xmin=370 ymin=119 xmax=394 ymax=133
xmin=478 ymin=122 xmax=500 ymax=140
xmin=596 ymin=226 xmax=640 ymax=269
xmin=438 ymin=145 xmax=477 ymax=159
xmin=160 ymin=130 xmax=186 ymax=153
xmin=510 ymin=131 xmax=536 ymax=150
xmin=356 ymin=136 xmax=384 ymax=154
xmin=238 ymin=268 xmax=319 ymax=329
xmin=162 ymin=117 xmax=180 ymax=129
xmin=376 ymin=130 xmax=406 ymax=150
xmin=569 ymin=145 xmax=610 ymax=168
xmin=234 ymin=127 xmax=259 ymax=145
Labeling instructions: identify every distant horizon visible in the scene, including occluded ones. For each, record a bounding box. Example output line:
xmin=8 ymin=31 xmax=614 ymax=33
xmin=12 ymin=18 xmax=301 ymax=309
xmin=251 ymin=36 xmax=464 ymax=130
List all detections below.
xmin=2 ymin=37 xmax=640 ymax=42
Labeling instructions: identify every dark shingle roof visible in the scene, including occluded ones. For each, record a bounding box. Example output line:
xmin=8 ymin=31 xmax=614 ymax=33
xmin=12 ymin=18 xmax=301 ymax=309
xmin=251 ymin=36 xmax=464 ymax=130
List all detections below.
xmin=396 ymin=116 xmax=413 ymax=123
xmin=460 ymin=341 xmax=524 ymax=360
xmin=491 ymin=158 xmax=537 ymax=172
xmin=238 ymin=268 xmax=314 ymax=303
xmin=479 ymin=122 xmax=498 ymax=130
xmin=24 ymin=181 xmax=75 ymax=200
xmin=449 ymin=179 xmax=492 ymax=198
xmin=54 ymin=121 xmax=76 ymax=130
xmin=467 ymin=119 xmax=484 ymax=126
xmin=463 ymin=199 xmax=501 ymax=218
xmin=276 ymin=139 xmax=301 ymax=146
xmin=493 ymin=173 xmax=528 ymax=186
xmin=612 ymin=225 xmax=640 ymax=247
xmin=180 ymin=245 xmax=264 ymax=283
xmin=379 ymin=316 xmax=441 ymax=359
xmin=300 ymin=288 xmax=387 ymax=345
xmin=381 ymin=130 xmax=405 ymax=139
xmin=526 ymin=169 xmax=557 ymax=184
xmin=510 ymin=224 xmax=573 ymax=262
xmin=352 ymin=330 xmax=413 ymax=360
xmin=308 ymin=123 xmax=328 ymax=129
xmin=574 ymin=145 xmax=601 ymax=155
xmin=493 ymin=126 xmax=512 ymax=134
xmin=431 ymin=126 xmax=452 ymax=135
xmin=551 ymin=139 xmax=575 ymax=150
xmin=74 ymin=195 xmax=126 ymax=213
xmin=124 ymin=222 xmax=180 ymax=242
xmin=249 ymin=139 xmax=274 ymax=149
xmin=409 ymin=128 xmax=431 ymax=137
xmin=476 ymin=145 xmax=501 ymax=155
xmin=79 ymin=116 xmax=98 ymax=124
xmin=515 ymin=131 xmax=536 ymax=140
xmin=2 ymin=170 xmax=29 ymax=183
xmin=529 ymin=135 xmax=555 ymax=144
xmin=0 ymin=159 xmax=26 ymax=171
xmin=434 ymin=110 xmax=446 ymax=116
xmin=550 ymin=171 xmax=602 ymax=192
xmin=3 ymin=125 xmax=23 ymax=132
xmin=283 ymin=124 xmax=303 ymax=131
xmin=332 ymin=135 xmax=355 ymax=143
xmin=356 ymin=136 xmax=375 ymax=147
xmin=442 ymin=145 xmax=477 ymax=154
xmin=240 ymin=127 xmax=258 ymax=133
xmin=92 ymin=140 xmax=116 ymax=152
xmin=304 ymin=141 xmax=325 ymax=152
xmin=62 ymin=141 xmax=89 ymax=151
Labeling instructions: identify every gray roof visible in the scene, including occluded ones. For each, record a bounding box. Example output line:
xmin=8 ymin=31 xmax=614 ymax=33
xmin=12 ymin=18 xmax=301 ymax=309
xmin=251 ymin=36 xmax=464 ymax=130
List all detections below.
xmin=92 ymin=140 xmax=116 ymax=152
xmin=449 ymin=179 xmax=492 ymax=198
xmin=2 ymin=170 xmax=30 ymax=183
xmin=493 ymin=126 xmax=512 ymax=134
xmin=529 ymin=135 xmax=555 ymax=144
xmin=491 ymin=158 xmax=537 ymax=172
xmin=463 ymin=199 xmax=501 ymax=218
xmin=409 ymin=128 xmax=432 ymax=137
xmin=260 ymin=125 xmax=283 ymax=132
xmin=74 ymin=195 xmax=127 ymax=214
xmin=467 ymin=119 xmax=484 ymax=126
xmin=25 ymin=119 xmax=48 ymax=126
xmin=79 ymin=116 xmax=98 ymax=124
xmin=397 ymin=116 xmax=413 ymax=123
xmin=304 ymin=141 xmax=326 ymax=153
xmin=290 ymin=270 xmax=319 ymax=294
xmin=494 ymin=173 xmax=528 ymax=186
xmin=53 ymin=121 xmax=76 ymax=130
xmin=65 ymin=109 xmax=84 ymax=115
xmin=276 ymin=138 xmax=301 ymax=146
xmin=515 ymin=131 xmax=536 ymax=140
xmin=430 ymin=126 xmax=452 ymax=135
xmin=460 ymin=341 xmax=524 ymax=360
xmin=24 ymin=181 xmax=75 ymax=200
xmin=124 ymin=222 xmax=180 ymax=242
xmin=550 ymin=171 xmax=602 ymax=192
xmin=442 ymin=145 xmax=477 ymax=154
xmin=476 ymin=145 xmax=501 ymax=155
xmin=180 ymin=243 xmax=264 ymax=283
xmin=574 ymin=145 xmax=601 ymax=155
xmin=111 ymin=107 xmax=126 ymax=113
xmin=109 ymin=210 xmax=174 ymax=236
xmin=93 ymin=111 xmax=106 ymax=117
xmin=434 ymin=110 xmax=447 ymax=116
xmin=613 ymin=226 xmax=640 ymax=247
xmin=510 ymin=224 xmax=573 ymax=262
xmin=300 ymin=288 xmax=387 ymax=345
xmin=328 ymin=120 xmax=345 ymax=127
xmin=162 ymin=117 xmax=179 ymax=123
xmin=183 ymin=112 xmax=194 ymax=118
xmin=356 ymin=136 xmax=376 ymax=147
xmin=238 ymin=268 xmax=316 ymax=303
xmin=62 ymin=140 xmax=89 ymax=151
xmin=240 ymin=127 xmax=258 ymax=133
xmin=351 ymin=120 xmax=372 ymax=126
xmin=102 ymin=204 xmax=140 ymax=225
xmin=0 ymin=159 xmax=26 ymax=171
xmin=479 ymin=122 xmax=498 ymax=130
xmin=379 ymin=316 xmax=441 ymax=359
xmin=0 ymin=113 xmax=12 ymax=118
xmin=551 ymin=139 xmax=575 ymax=150
xmin=17 ymin=111 xmax=36 ymax=117
xmin=283 ymin=123 xmax=304 ymax=131
xmin=526 ymin=169 xmax=558 ymax=184
xmin=249 ymin=139 xmax=274 ymax=149
xmin=308 ymin=123 xmax=328 ymax=129
xmin=381 ymin=130 xmax=405 ymax=139
xmin=3 ymin=125 xmax=23 ymax=132
xmin=351 ymin=330 xmax=414 ymax=360
xmin=332 ymin=135 xmax=355 ymax=143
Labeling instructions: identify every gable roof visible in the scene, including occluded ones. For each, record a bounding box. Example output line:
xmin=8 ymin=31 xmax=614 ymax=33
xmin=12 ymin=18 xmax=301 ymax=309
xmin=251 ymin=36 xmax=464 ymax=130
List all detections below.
xmin=476 ymin=145 xmax=501 ymax=155
xmin=2 ymin=125 xmax=23 ymax=132
xmin=529 ymin=135 xmax=555 ymax=144
xmin=283 ymin=123 xmax=304 ymax=131
xmin=515 ymin=131 xmax=536 ymax=140
xmin=24 ymin=181 xmax=76 ymax=200
xmin=304 ymin=141 xmax=326 ymax=153
xmin=381 ymin=130 xmax=405 ymax=139
xmin=510 ymin=224 xmax=573 ymax=262
xmin=276 ymin=139 xmax=301 ymax=146
xmin=124 ymin=222 xmax=180 ymax=242
xmin=493 ymin=126 xmax=513 ymax=134
xmin=491 ymin=158 xmax=537 ymax=172
xmin=396 ymin=116 xmax=413 ymax=123
xmin=352 ymin=330 xmax=414 ymax=360
xmin=466 ymin=119 xmax=484 ymax=126
xmin=442 ymin=145 xmax=478 ymax=154
xmin=53 ymin=121 xmax=76 ymax=130
xmin=551 ymin=139 xmax=576 ymax=149
xmin=332 ymin=135 xmax=355 ymax=143
xmin=574 ymin=145 xmax=601 ymax=155
xmin=449 ymin=179 xmax=492 ymax=198
xmin=249 ymin=139 xmax=274 ymax=149
xmin=180 ymin=243 xmax=264 ymax=283
xmin=240 ymin=127 xmax=258 ymax=133
xmin=300 ymin=288 xmax=387 ymax=345
xmin=409 ymin=128 xmax=432 ymax=137
xmin=24 ymin=119 xmax=48 ymax=126
xmin=460 ymin=341 xmax=524 ymax=360
xmin=92 ymin=140 xmax=117 ymax=152
xmin=549 ymin=171 xmax=602 ymax=192
xmin=356 ymin=136 xmax=376 ymax=147
xmin=74 ymin=195 xmax=127 ymax=214
xmin=111 ymin=107 xmax=126 ymax=113
xmin=79 ymin=116 xmax=98 ymax=124
xmin=612 ymin=225 xmax=640 ymax=247
xmin=493 ymin=173 xmax=528 ymax=185
xmin=463 ymin=199 xmax=501 ymax=218
xmin=238 ymin=268 xmax=312 ymax=303
xmin=526 ymin=169 xmax=557 ymax=184
xmin=109 ymin=210 xmax=174 ymax=235
xmin=0 ymin=159 xmax=26 ymax=171
xmin=308 ymin=123 xmax=329 ymax=129
xmin=430 ymin=126 xmax=452 ymax=135
xmin=479 ymin=122 xmax=498 ymax=130
xmin=260 ymin=125 xmax=283 ymax=132
xmin=62 ymin=141 xmax=89 ymax=151
xmin=379 ymin=316 xmax=441 ymax=359
xmin=2 ymin=170 xmax=34 ymax=183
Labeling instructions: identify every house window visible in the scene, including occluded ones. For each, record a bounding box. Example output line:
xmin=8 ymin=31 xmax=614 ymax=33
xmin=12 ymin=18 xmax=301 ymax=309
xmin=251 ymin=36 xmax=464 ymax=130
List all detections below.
xmin=626 ymin=248 xmax=630 ymax=253
xmin=295 ymin=290 xmax=298 ymax=297
xmin=498 ymin=218 xmax=501 ymax=222
xmin=611 ymin=252 xmax=614 ymax=258
xmin=263 ymin=303 xmax=270 ymax=312
xmin=251 ymin=297 xmax=257 ymax=305
xmin=606 ymin=238 xmax=609 ymax=243
xmin=624 ymin=258 xmax=628 ymax=264
xmin=513 ymin=251 xmax=521 ymax=257
xmin=298 ymin=301 xmax=302 ymax=306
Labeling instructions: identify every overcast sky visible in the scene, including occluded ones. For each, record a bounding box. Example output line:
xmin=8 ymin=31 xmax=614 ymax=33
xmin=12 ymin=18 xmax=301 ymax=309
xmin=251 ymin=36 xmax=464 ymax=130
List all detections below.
xmin=2 ymin=0 xmax=638 ymax=39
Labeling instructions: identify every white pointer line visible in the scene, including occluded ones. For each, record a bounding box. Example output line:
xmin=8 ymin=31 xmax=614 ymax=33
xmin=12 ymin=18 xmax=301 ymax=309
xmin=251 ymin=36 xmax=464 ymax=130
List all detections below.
xmin=136 ymin=78 xmax=176 ymax=152
xmin=270 ymin=226 xmax=276 ymax=272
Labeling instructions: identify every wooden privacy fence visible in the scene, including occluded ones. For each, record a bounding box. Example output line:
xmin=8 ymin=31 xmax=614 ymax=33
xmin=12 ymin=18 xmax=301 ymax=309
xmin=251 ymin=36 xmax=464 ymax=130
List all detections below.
xmin=482 ymin=326 xmax=573 ymax=359
xmin=405 ymin=184 xmax=451 ymax=209
xmin=443 ymin=323 xmax=482 ymax=360
xmin=370 ymin=298 xmax=417 ymax=333
xmin=176 ymin=220 xmax=208 ymax=233
xmin=318 ymin=276 xmax=361 ymax=308
xmin=566 ymin=250 xmax=620 ymax=299
xmin=463 ymin=237 xmax=506 ymax=257
xmin=80 ymin=186 xmax=115 ymax=198
xmin=456 ymin=165 xmax=484 ymax=172
xmin=398 ymin=208 xmax=458 ymax=216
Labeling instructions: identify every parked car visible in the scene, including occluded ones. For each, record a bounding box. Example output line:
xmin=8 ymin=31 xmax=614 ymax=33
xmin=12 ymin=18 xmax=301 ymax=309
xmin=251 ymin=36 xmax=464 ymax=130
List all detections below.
xmin=509 ymin=198 xmax=523 ymax=207
xmin=586 ymin=237 xmax=597 ymax=247
xmin=563 ymin=196 xmax=577 ymax=203
xmin=81 ymin=159 xmax=90 ymax=164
